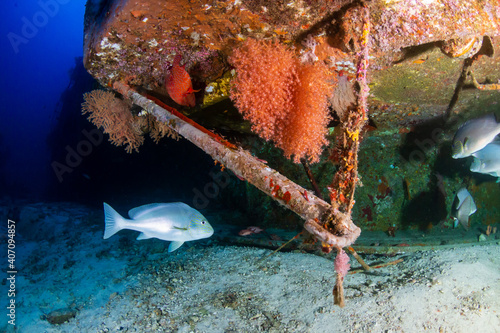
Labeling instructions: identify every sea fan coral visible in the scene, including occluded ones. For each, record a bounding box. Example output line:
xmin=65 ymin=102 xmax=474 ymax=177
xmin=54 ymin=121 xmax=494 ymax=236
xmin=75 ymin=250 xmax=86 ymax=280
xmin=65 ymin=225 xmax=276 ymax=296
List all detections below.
xmin=139 ymin=114 xmax=179 ymax=143
xmin=82 ymin=90 xmax=144 ymax=153
xmin=229 ymin=39 xmax=332 ymax=163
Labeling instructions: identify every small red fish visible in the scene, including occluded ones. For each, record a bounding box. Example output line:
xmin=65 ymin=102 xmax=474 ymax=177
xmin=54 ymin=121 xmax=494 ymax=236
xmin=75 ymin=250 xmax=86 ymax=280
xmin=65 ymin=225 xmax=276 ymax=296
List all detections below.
xmin=165 ymin=55 xmax=198 ymax=107
xmin=238 ymin=226 xmax=264 ymax=236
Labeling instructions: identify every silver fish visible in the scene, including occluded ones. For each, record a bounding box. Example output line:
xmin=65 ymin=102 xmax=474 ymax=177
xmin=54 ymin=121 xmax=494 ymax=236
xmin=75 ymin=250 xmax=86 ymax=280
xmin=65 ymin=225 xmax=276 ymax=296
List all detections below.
xmin=451 ymin=188 xmax=477 ymax=230
xmin=470 ymin=161 xmax=500 ymax=178
xmin=470 ymin=141 xmax=500 ymax=178
xmin=103 ymin=202 xmax=214 ymax=252
xmin=452 ymin=113 xmax=500 ymax=159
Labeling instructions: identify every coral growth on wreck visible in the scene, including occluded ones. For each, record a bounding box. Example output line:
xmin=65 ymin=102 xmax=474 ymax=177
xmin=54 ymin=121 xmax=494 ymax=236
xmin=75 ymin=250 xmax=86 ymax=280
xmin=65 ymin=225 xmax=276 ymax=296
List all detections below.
xmin=82 ymin=90 xmax=178 ymax=153
xmin=82 ymin=90 xmax=144 ymax=153
xmin=229 ymin=39 xmax=333 ymax=163
xmin=229 ymin=39 xmax=297 ymax=141
xmin=283 ymin=62 xmax=332 ymax=163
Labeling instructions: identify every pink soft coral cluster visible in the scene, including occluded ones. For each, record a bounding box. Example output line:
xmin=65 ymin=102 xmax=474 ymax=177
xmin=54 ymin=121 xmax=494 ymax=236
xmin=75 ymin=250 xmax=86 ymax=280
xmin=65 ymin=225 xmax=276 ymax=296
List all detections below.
xmin=334 ymin=248 xmax=351 ymax=277
xmin=229 ymin=39 xmax=297 ymax=141
xmin=229 ymin=39 xmax=332 ymax=163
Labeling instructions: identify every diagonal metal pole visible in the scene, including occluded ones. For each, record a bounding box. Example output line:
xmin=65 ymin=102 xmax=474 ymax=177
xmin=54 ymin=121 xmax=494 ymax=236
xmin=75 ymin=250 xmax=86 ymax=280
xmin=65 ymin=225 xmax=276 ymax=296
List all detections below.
xmin=112 ymin=81 xmax=361 ymax=249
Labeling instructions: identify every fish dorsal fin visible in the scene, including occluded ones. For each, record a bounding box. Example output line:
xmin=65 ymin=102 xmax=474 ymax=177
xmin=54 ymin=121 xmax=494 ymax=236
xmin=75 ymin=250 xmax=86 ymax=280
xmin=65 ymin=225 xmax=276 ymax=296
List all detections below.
xmin=128 ymin=202 xmax=191 ymax=220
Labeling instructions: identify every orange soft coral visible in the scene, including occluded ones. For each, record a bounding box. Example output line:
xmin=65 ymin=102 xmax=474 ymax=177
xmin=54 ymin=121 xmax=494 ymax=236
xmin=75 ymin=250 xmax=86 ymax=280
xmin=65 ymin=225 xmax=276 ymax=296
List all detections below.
xmin=229 ymin=39 xmax=332 ymax=163
xmin=229 ymin=39 xmax=297 ymax=141
xmin=281 ymin=62 xmax=331 ymax=163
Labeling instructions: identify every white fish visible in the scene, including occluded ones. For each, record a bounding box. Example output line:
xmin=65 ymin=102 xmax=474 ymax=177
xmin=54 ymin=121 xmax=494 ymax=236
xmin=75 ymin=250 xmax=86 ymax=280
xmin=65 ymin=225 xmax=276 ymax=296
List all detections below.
xmin=452 ymin=113 xmax=500 ymax=159
xmin=471 ymin=163 xmax=500 ymax=179
xmin=451 ymin=188 xmax=477 ymax=230
xmin=103 ymin=202 xmax=214 ymax=252
xmin=470 ymin=141 xmax=500 ymax=178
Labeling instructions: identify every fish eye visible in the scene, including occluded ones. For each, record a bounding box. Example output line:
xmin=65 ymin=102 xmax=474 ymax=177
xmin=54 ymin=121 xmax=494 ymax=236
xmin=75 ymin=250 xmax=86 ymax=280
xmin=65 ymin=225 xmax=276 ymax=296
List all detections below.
xmin=201 ymin=220 xmax=206 ymax=225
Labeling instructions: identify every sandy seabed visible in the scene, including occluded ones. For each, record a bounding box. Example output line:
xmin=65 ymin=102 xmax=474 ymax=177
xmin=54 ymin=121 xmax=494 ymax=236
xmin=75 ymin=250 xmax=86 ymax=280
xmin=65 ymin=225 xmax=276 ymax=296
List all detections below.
xmin=1 ymin=204 xmax=499 ymax=333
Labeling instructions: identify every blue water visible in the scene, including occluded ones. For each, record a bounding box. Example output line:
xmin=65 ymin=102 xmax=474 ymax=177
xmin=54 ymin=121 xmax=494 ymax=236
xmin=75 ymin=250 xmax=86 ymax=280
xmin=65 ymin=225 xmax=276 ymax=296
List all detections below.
xmin=0 ymin=0 xmax=216 ymax=205
xmin=0 ymin=0 xmax=86 ymax=198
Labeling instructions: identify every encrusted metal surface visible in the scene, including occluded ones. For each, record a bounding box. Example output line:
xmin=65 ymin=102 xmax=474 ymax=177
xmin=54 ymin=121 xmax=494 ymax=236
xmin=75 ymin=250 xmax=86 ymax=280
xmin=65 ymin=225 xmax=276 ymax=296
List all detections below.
xmin=83 ymin=0 xmax=500 ymax=102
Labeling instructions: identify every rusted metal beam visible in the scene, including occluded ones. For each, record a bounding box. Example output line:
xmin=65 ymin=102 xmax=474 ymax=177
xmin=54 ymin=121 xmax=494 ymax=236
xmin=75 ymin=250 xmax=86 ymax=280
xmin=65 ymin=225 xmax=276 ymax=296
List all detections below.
xmin=112 ymin=81 xmax=362 ymax=249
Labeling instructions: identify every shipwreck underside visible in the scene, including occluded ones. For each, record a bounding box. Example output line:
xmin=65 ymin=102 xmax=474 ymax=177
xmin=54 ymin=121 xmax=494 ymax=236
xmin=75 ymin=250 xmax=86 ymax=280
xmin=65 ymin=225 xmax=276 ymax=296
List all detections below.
xmin=82 ymin=0 xmax=500 ymax=239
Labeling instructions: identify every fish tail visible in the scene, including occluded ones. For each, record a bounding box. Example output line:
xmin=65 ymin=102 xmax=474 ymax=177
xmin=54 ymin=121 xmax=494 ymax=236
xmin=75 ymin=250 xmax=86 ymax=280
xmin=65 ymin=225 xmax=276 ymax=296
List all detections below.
xmin=103 ymin=202 xmax=126 ymax=239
